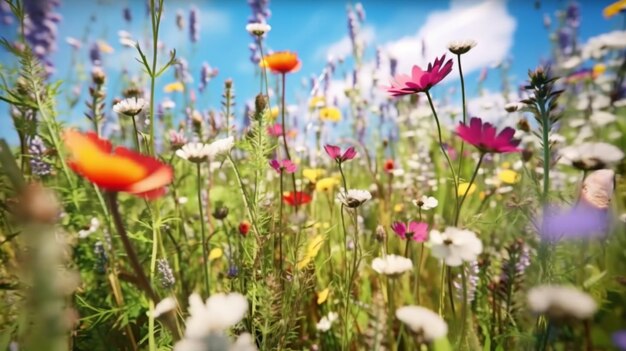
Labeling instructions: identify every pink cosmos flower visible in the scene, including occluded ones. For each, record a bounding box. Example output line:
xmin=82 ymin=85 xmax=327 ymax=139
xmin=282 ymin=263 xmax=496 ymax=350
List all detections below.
xmin=324 ymin=144 xmax=356 ymax=163
xmin=456 ymin=117 xmax=521 ymax=154
xmin=267 ymin=123 xmax=283 ymax=137
xmin=386 ymin=54 xmax=453 ymax=96
xmin=269 ymin=158 xmax=297 ymax=174
xmin=391 ymin=221 xmax=428 ymax=242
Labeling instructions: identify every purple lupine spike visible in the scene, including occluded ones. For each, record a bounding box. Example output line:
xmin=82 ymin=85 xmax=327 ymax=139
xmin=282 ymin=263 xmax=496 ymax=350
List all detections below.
xmin=565 ymin=2 xmax=580 ymax=29
xmin=454 ymin=261 xmax=479 ymax=302
xmin=123 ymin=6 xmax=132 ymax=22
xmin=29 ymin=136 xmax=51 ymax=176
xmin=23 ymin=0 xmax=61 ymax=76
xmin=174 ymin=58 xmax=193 ymax=84
xmin=157 ymin=259 xmax=176 ymax=289
xmin=347 ymin=6 xmax=359 ymax=47
xmin=189 ymin=6 xmax=199 ymax=43
xmin=375 ymin=47 xmax=382 ymax=70
xmin=89 ymin=42 xmax=101 ymax=66
xmin=389 ymin=57 xmax=398 ymax=77
xmin=354 ymin=3 xmax=366 ymax=22
xmin=199 ymin=62 xmax=218 ymax=93
xmin=0 ymin=2 xmax=13 ymax=25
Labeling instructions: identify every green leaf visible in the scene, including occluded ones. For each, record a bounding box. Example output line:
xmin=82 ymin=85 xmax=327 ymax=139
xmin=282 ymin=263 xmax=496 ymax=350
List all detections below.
xmin=432 ymin=337 xmax=453 ymax=351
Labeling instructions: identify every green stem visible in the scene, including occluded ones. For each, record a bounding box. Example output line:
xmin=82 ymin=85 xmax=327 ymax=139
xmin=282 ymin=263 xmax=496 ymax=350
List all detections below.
xmin=425 ymin=91 xmax=459 ymax=216
xmin=280 ymin=73 xmax=299 ymax=212
xmin=438 ymin=263 xmax=446 ymax=316
xmin=278 ymin=171 xmax=284 ymax=276
xmin=196 ymin=163 xmax=210 ymax=296
xmin=540 ymin=100 xmax=550 ymax=204
xmin=454 ymin=153 xmax=485 ymax=225
xmin=457 ymin=53 xmax=467 ymax=181
xmin=130 ymin=115 xmax=142 ymax=152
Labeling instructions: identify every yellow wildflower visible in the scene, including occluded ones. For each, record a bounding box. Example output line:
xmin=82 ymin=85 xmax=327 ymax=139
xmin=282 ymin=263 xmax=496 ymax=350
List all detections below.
xmin=97 ymin=40 xmax=114 ymax=54
xmin=303 ymin=168 xmax=326 ymax=182
xmin=498 ymin=169 xmax=520 ymax=185
xmin=319 ymin=106 xmax=342 ymax=122
xmin=164 ymin=81 xmax=184 ymax=93
xmin=315 ymin=177 xmax=339 ymax=192
xmin=309 ymin=96 xmax=326 ymax=109
xmin=317 ymin=288 xmax=330 ymax=305
xmin=208 ymin=248 xmax=223 ymax=261
xmin=269 ymin=106 xmax=280 ymax=121
xmin=393 ymin=203 xmax=404 ymax=212
xmin=603 ymin=0 xmax=626 ymax=18
xmin=500 ymin=161 xmax=511 ymax=169
xmin=296 ymin=234 xmax=325 ymax=270
xmin=457 ymin=182 xmax=477 ymax=196
xmin=593 ymin=64 xmax=606 ymax=77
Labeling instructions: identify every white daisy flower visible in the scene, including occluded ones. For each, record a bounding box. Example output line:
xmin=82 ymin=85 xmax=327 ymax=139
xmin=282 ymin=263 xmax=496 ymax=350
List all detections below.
xmin=246 ymin=22 xmax=271 ymax=36
xmin=151 ymin=296 xmax=176 ymax=318
xmin=504 ymin=102 xmax=525 ymax=113
xmin=207 ymin=136 xmax=235 ymax=157
xmin=316 ymin=312 xmax=338 ymax=332
xmin=371 ymin=255 xmax=413 ymax=277
xmin=413 ymin=195 xmax=438 ymax=210
xmin=183 ymin=292 xmax=248 ymax=339
xmin=176 ymin=142 xmax=212 ymax=163
xmin=527 ymin=285 xmax=597 ymax=320
xmin=113 ymin=97 xmax=147 ymax=116
xmin=447 ymin=39 xmax=477 ymax=55
xmin=78 ymin=217 xmax=100 ymax=239
xmin=231 ymin=333 xmax=258 ymax=351
xmin=590 ymin=110 xmax=616 ymax=126
xmin=559 ymin=142 xmax=624 ymax=171
xmin=337 ymin=189 xmax=371 ymax=208
xmin=429 ymin=227 xmax=483 ymax=266
xmin=396 ymin=305 xmax=448 ymax=342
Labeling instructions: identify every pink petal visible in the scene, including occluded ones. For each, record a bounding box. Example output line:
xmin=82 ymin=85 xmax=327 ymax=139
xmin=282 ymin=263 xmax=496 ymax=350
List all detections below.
xmin=391 ymin=221 xmax=406 ymax=238
xmin=342 ymin=147 xmax=357 ymax=161
xmin=324 ymin=144 xmax=341 ymax=159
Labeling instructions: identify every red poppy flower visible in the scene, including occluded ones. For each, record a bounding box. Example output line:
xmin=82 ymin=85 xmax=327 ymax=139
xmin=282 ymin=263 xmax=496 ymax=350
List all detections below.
xmin=384 ymin=159 xmax=395 ymax=173
xmin=262 ymin=51 xmax=301 ymax=74
xmin=239 ymin=220 xmax=251 ymax=236
xmin=282 ymin=191 xmax=312 ymax=206
xmin=63 ymin=130 xmax=173 ymax=199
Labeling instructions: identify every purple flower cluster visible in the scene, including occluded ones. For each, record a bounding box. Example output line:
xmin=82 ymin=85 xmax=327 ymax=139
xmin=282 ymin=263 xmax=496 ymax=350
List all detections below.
xmin=29 ymin=136 xmax=51 ymax=176
xmin=199 ymin=62 xmax=219 ymax=93
xmin=540 ymin=203 xmax=610 ymax=242
xmin=0 ymin=1 xmax=12 ymax=25
xmin=157 ymin=258 xmax=176 ymax=289
xmin=174 ymin=58 xmax=193 ymax=84
xmin=189 ymin=6 xmax=199 ymax=43
xmin=23 ymin=0 xmax=62 ymax=76
xmin=454 ymin=261 xmax=480 ymax=302
xmin=247 ymin=0 xmax=271 ymax=63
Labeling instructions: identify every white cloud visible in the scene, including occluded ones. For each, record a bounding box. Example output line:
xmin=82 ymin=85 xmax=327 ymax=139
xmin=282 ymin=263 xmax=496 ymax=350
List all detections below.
xmin=386 ymin=0 xmax=516 ymax=77
xmin=317 ymin=26 xmax=375 ymax=61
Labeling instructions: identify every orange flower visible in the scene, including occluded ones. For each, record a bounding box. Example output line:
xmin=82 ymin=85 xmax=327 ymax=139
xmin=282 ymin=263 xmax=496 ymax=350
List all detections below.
xmin=262 ymin=51 xmax=301 ymax=74
xmin=63 ymin=130 xmax=173 ymax=199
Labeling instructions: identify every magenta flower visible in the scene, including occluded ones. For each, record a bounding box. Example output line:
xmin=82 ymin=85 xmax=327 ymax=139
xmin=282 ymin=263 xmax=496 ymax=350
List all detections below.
xmin=456 ymin=117 xmax=521 ymax=154
xmin=324 ymin=144 xmax=356 ymax=163
xmin=386 ymin=54 xmax=453 ymax=96
xmin=267 ymin=123 xmax=283 ymax=138
xmin=391 ymin=221 xmax=428 ymax=242
xmin=269 ymin=158 xmax=297 ymax=174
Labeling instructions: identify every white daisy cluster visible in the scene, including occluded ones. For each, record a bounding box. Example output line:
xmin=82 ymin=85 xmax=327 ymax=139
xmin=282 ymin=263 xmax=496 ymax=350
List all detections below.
xmin=527 ymin=285 xmax=597 ymax=320
xmin=396 ymin=305 xmax=448 ymax=342
xmin=113 ymin=97 xmax=147 ymax=116
xmin=176 ymin=137 xmax=235 ymax=163
xmin=372 ymin=254 xmax=413 ymax=277
xmin=429 ymin=227 xmax=483 ymax=266
xmin=174 ymin=292 xmax=256 ymax=351
xmin=316 ymin=311 xmax=338 ymax=332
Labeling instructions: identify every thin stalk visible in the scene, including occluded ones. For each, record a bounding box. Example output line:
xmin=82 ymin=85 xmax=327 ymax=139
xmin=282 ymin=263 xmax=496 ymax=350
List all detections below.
xmin=227 ymin=155 xmax=262 ymax=240
xmin=456 ymin=53 xmax=467 ymax=180
xmin=539 ymin=100 xmax=550 ymax=203
xmin=425 ymin=91 xmax=459 ymax=213
xmin=196 ymin=163 xmax=210 ymax=296
xmin=340 ymin=204 xmax=350 ymax=349
xmin=280 ymin=73 xmax=299 ymax=212
xmin=387 ymin=278 xmax=396 ymax=350
xmin=147 ymin=0 xmax=163 ymax=156
xmin=130 ymin=115 xmax=142 ymax=152
xmin=454 ymin=153 xmax=485 ymax=225
xmin=438 ymin=263 xmax=446 ymax=316
xmin=278 ymin=171 xmax=284 ymax=276
xmin=415 ymin=243 xmax=425 ymax=304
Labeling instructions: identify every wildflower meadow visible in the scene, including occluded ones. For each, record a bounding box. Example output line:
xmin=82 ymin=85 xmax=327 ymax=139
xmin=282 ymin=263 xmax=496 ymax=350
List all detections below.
xmin=2 ymin=0 xmax=626 ymax=350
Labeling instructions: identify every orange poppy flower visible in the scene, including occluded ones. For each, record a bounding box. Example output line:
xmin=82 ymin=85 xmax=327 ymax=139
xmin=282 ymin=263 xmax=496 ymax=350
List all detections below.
xmin=63 ymin=130 xmax=173 ymax=199
xmin=282 ymin=191 xmax=312 ymax=206
xmin=262 ymin=51 xmax=301 ymax=74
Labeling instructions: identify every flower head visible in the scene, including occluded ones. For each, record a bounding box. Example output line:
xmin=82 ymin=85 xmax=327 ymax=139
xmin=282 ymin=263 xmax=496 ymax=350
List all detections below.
xmin=447 ymin=39 xmax=477 ymax=55
xmin=176 ymin=142 xmax=212 ymax=163
xmin=386 ymin=54 xmax=453 ymax=96
xmin=559 ymin=142 xmax=624 ymax=171
xmin=315 ymin=177 xmax=339 ymax=192
xmin=371 ymin=254 xmax=413 ymax=277
xmin=324 ymin=144 xmax=356 ymax=163
xmin=262 ymin=51 xmax=301 ymax=74
xmin=337 ymin=189 xmax=371 ymax=208
xmin=319 ymin=106 xmax=342 ymax=122
xmin=456 ymin=117 xmax=521 ymax=153
xmin=246 ymin=22 xmax=271 ymax=36
xmin=152 ymin=297 xmax=176 ymax=318
xmin=396 ymin=306 xmax=448 ymax=342
xmin=391 ymin=221 xmax=428 ymax=242
xmin=283 ymin=191 xmax=312 ymax=206
xmin=267 ymin=123 xmax=283 ymax=137
xmin=613 ymin=330 xmax=626 ymax=351
xmin=527 ymin=285 xmax=597 ymax=320
xmin=269 ymin=158 xmax=297 ymax=174
xmin=63 ymin=130 xmax=173 ymax=199
xmin=316 ymin=312 xmax=338 ymax=332
xmin=429 ymin=227 xmax=483 ymax=266
xmin=113 ymin=97 xmax=147 ymax=116
xmin=413 ymin=195 xmax=438 ymax=210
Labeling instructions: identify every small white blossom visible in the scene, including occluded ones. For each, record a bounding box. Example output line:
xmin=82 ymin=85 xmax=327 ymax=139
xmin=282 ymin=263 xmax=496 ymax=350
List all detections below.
xmin=181 ymin=292 xmax=248 ymax=340
xmin=559 ymin=142 xmax=624 ymax=170
xmin=504 ymin=102 xmax=525 ymax=113
xmin=78 ymin=217 xmax=100 ymax=239
xmin=152 ymin=297 xmax=177 ymax=318
xmin=176 ymin=142 xmax=212 ymax=163
xmin=337 ymin=189 xmax=371 ymax=208
xmin=396 ymin=306 xmax=448 ymax=342
xmin=113 ymin=97 xmax=147 ymax=116
xmin=246 ymin=22 xmax=271 ymax=36
xmin=231 ymin=333 xmax=258 ymax=351
xmin=208 ymin=136 xmax=235 ymax=157
xmin=413 ymin=195 xmax=438 ymax=210
xmin=316 ymin=312 xmax=338 ymax=332
xmin=527 ymin=285 xmax=597 ymax=320
xmin=429 ymin=227 xmax=483 ymax=266
xmin=372 ymin=255 xmax=413 ymax=277
xmin=447 ymin=39 xmax=477 ymax=55
xmin=590 ymin=110 xmax=616 ymax=126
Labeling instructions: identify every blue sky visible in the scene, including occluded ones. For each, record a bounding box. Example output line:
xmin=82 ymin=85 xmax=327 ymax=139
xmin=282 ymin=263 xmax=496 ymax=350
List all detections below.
xmin=0 ymin=0 xmax=622 ymax=142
